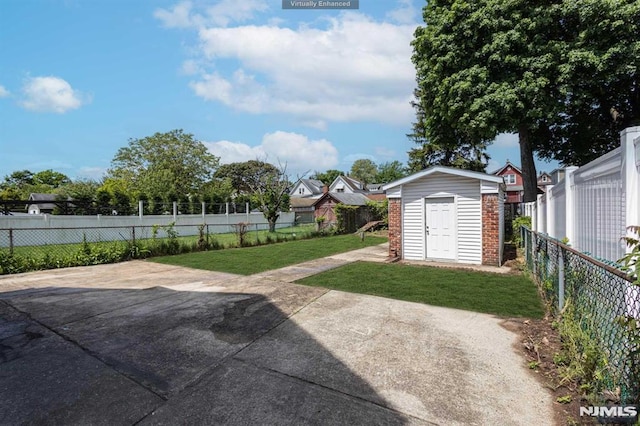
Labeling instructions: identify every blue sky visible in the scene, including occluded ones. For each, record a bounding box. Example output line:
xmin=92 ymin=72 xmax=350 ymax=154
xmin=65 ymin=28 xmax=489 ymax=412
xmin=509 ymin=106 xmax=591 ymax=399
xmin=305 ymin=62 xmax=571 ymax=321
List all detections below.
xmin=0 ymin=0 xmax=559 ymax=182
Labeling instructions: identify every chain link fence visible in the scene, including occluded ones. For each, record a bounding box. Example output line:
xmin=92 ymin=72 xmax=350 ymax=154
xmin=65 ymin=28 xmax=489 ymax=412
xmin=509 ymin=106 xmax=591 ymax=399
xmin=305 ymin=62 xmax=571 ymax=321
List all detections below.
xmin=0 ymin=222 xmax=316 ymax=275
xmin=521 ymin=227 xmax=639 ymax=405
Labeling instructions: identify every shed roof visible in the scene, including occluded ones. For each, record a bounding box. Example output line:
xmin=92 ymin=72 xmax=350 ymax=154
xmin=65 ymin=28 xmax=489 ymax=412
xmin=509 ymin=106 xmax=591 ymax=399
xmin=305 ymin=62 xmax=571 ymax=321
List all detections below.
xmin=312 ymin=192 xmax=370 ymax=207
xmin=383 ymin=166 xmax=504 ymax=191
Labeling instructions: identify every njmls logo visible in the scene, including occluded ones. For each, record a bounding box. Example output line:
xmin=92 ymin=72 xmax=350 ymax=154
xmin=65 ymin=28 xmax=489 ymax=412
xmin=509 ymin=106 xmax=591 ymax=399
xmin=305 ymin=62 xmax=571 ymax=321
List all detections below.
xmin=580 ymin=405 xmax=638 ymax=424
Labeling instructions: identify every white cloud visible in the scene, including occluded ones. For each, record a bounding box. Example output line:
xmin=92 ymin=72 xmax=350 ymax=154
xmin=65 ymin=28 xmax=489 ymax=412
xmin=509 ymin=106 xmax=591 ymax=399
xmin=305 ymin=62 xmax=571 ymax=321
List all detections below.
xmin=204 ymin=131 xmax=339 ymax=175
xmin=157 ymin=5 xmax=417 ymax=126
xmin=154 ymin=0 xmax=267 ymax=29
xmin=180 ymin=59 xmax=202 ymax=75
xmin=20 ymin=76 xmax=87 ymax=113
xmin=204 ymin=0 xmax=268 ymax=27
xmin=493 ymin=133 xmax=519 ymax=148
xmin=386 ymin=0 xmax=419 ymax=25
xmin=154 ymin=1 xmax=199 ymax=28
xmin=0 ymin=85 xmax=10 ymax=98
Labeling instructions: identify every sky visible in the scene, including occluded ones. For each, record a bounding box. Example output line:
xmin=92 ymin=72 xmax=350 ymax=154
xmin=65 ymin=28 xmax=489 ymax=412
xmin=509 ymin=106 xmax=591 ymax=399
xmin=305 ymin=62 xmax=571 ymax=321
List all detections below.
xmin=0 ymin=0 xmax=560 ymax=183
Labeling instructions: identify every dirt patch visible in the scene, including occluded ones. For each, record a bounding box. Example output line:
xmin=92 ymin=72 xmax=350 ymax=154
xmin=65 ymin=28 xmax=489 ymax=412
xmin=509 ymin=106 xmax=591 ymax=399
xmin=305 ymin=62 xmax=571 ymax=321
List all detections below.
xmin=502 ymin=317 xmax=595 ymax=425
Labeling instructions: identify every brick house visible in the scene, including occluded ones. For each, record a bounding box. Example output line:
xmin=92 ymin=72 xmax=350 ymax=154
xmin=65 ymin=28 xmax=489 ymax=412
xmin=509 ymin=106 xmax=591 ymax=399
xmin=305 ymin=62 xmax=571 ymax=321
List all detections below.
xmin=383 ymin=166 xmax=505 ymax=266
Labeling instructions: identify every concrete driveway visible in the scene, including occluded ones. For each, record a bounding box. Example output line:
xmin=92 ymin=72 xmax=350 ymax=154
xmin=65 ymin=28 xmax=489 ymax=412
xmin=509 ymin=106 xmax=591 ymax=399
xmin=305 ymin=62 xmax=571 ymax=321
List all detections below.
xmin=0 ymin=249 xmax=554 ymax=425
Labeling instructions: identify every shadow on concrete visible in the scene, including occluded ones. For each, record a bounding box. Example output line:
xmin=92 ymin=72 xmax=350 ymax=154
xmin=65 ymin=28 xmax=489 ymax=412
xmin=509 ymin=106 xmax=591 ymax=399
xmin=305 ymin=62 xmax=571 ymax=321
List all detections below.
xmin=0 ymin=285 xmax=413 ymax=425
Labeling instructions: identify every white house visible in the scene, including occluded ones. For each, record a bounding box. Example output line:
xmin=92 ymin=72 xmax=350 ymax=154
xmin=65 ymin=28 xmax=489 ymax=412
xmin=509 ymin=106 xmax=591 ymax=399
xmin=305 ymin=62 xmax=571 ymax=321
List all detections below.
xmin=27 ymin=193 xmax=58 ymax=215
xmin=290 ymin=179 xmax=325 ymax=198
xmin=383 ymin=166 xmax=505 ymax=266
xmin=328 ymin=175 xmax=366 ymax=193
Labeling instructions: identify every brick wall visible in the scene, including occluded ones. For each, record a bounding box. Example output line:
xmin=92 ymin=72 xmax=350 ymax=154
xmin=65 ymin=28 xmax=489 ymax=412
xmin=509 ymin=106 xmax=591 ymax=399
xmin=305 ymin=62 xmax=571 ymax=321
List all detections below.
xmin=388 ymin=198 xmax=401 ymax=258
xmin=482 ymin=194 xmax=501 ymax=266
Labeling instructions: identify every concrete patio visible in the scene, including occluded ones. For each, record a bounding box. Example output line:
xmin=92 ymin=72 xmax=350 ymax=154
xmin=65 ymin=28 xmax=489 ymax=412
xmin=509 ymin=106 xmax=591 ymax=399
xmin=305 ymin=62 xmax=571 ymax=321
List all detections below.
xmin=0 ymin=246 xmax=554 ymax=425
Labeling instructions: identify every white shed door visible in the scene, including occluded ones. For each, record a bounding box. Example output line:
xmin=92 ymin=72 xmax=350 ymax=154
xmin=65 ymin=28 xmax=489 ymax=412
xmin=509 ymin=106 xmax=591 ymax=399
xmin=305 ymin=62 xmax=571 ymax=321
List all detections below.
xmin=425 ymin=197 xmax=456 ymax=260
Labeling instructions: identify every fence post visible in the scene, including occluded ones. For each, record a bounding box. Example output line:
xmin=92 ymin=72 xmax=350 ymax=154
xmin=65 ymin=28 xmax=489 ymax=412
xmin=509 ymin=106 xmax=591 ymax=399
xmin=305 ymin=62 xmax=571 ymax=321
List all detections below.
xmin=9 ymin=229 xmax=14 ymax=255
xmin=131 ymin=226 xmax=136 ymax=246
xmin=138 ymin=200 xmax=144 ymax=219
xmin=564 ymin=166 xmax=579 ymax=245
xmin=532 ymin=233 xmax=537 ymax=278
xmin=173 ymin=202 xmax=178 ymax=221
xmin=621 ymin=127 xmax=640 ymax=253
xmin=558 ymin=246 xmax=565 ymax=312
xmin=246 ymin=202 xmax=250 ymax=223
xmin=201 ymin=201 xmax=206 ymax=220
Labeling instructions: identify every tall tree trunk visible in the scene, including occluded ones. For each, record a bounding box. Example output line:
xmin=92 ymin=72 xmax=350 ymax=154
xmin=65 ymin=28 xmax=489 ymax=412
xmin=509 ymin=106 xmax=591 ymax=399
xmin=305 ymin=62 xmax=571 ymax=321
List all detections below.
xmin=519 ymin=124 xmax=538 ymax=203
xmin=268 ymin=217 xmax=276 ymax=233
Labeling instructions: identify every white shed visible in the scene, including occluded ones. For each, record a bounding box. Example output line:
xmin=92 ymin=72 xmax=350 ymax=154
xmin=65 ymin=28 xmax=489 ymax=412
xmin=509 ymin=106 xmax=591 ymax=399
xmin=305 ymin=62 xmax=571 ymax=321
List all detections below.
xmin=383 ymin=166 xmax=505 ymax=266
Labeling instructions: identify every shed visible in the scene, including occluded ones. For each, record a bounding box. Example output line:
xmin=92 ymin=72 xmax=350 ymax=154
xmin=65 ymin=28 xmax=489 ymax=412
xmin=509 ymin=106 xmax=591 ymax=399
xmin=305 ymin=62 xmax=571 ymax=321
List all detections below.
xmin=312 ymin=192 xmax=371 ymax=229
xmin=383 ymin=166 xmax=505 ymax=266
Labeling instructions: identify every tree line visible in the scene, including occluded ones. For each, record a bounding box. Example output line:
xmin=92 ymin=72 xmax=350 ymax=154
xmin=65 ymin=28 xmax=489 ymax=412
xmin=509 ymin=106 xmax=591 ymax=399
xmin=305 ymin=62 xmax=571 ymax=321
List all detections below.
xmin=0 ymin=130 xmax=411 ymax=231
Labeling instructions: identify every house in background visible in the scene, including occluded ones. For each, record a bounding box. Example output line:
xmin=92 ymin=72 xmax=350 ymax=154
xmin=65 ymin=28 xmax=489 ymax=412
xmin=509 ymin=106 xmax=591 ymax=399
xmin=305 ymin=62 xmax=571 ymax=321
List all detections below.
xmin=290 ymin=178 xmax=326 ymax=198
xmin=492 ymin=160 xmax=523 ymax=204
xmin=329 ymin=175 xmax=367 ymax=194
xmin=537 ymin=171 xmax=554 ymax=192
xmin=27 ymin=193 xmax=58 ymax=215
xmin=384 ymin=166 xmax=505 ymax=266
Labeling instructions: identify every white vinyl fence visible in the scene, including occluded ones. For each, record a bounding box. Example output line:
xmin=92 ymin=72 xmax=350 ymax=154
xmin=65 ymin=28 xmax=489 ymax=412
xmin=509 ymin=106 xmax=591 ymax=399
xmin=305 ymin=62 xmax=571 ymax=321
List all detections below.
xmin=524 ymin=126 xmax=640 ymax=263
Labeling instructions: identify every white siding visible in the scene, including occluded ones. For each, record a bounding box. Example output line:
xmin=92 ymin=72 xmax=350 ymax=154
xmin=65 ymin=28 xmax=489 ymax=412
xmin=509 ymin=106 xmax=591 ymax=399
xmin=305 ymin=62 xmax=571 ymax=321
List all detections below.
xmin=481 ymin=180 xmax=500 ymax=194
xmin=329 ymin=177 xmax=355 ymax=194
xmin=386 ymin=187 xmax=401 ymax=198
xmin=402 ymin=173 xmax=482 ymax=264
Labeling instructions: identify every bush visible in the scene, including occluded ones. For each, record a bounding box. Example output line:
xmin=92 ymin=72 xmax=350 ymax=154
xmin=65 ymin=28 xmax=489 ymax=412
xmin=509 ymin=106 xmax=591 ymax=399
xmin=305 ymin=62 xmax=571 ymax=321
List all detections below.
xmin=512 ymin=216 xmax=532 ymax=246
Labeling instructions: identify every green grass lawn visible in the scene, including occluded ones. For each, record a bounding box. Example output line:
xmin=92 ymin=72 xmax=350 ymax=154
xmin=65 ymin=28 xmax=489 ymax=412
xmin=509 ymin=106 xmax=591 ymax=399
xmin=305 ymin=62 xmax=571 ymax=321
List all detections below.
xmin=150 ymin=234 xmax=387 ymax=275
xmin=296 ymin=262 xmax=544 ymax=318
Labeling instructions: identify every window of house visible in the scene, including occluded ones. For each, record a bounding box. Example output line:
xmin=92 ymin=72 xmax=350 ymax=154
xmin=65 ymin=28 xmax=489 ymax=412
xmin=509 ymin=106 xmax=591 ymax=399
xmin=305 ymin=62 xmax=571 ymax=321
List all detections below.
xmin=504 ymin=174 xmax=516 ymax=184
xmin=299 ymin=188 xmax=304 ymax=194
xmin=542 ymin=176 xmax=548 ymax=182
xmin=336 ymin=188 xmax=344 ymax=193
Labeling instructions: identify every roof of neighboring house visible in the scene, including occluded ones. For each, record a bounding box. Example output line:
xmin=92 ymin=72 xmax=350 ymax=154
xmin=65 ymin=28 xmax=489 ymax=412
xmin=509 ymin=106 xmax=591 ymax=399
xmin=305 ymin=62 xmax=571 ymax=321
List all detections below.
xmin=366 ymin=193 xmax=387 ymax=202
xmin=28 ymin=193 xmax=58 ymax=202
xmin=27 ymin=193 xmax=59 ymax=211
xmin=290 ymin=197 xmax=318 ymax=209
xmin=365 ymin=183 xmax=384 ymax=192
xmin=312 ymin=192 xmax=371 ymax=207
xmin=297 ymin=178 xmax=325 ymax=194
xmin=491 ymin=160 xmax=522 ymax=176
xmin=383 ymin=166 xmax=504 ymax=191
xmin=330 ymin=175 xmax=366 ymax=192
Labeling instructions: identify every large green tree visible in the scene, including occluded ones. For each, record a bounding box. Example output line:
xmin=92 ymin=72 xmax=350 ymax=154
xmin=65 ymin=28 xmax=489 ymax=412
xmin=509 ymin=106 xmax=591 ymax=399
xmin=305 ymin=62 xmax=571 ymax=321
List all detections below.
xmin=376 ymin=161 xmax=408 ymax=184
xmin=213 ymin=160 xmax=279 ymax=194
xmin=350 ymin=159 xmax=378 ymax=185
xmin=535 ymin=0 xmax=640 ymax=165
xmin=32 ymin=169 xmax=71 ymax=188
xmin=412 ymin=0 xmax=566 ymax=201
xmin=310 ymin=169 xmax=343 ymax=186
xmin=412 ymin=0 xmax=639 ymax=200
xmin=407 ymin=88 xmax=490 ymax=173
xmin=108 ymin=129 xmax=219 ymax=198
